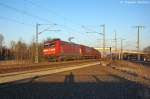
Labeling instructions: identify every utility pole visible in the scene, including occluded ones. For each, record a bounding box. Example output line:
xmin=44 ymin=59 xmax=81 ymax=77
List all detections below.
xmin=101 ymin=24 xmax=106 ymax=57
xmin=113 ymin=30 xmax=118 ymax=59
xmin=35 ymin=23 xmax=60 ymax=63
xmin=35 ymin=23 xmax=39 ymax=63
xmin=114 ymin=30 xmax=117 ymax=52
xmin=86 ymin=24 xmax=106 ymax=58
xmin=135 ymin=26 xmax=144 ymax=51
xmin=134 ymin=26 xmax=144 ymax=61
xmin=120 ymin=39 xmax=125 ymax=60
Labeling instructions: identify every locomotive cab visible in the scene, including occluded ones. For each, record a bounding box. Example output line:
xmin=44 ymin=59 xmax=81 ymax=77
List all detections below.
xmin=43 ymin=42 xmax=56 ymax=55
xmin=43 ymin=39 xmax=61 ymax=61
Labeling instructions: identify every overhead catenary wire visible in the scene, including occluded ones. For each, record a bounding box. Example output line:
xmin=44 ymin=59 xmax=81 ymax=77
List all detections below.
xmin=25 ymin=0 xmax=82 ymax=27
xmin=25 ymin=0 xmax=67 ymax=21
xmin=0 ymin=2 xmax=56 ymax=24
xmin=0 ymin=1 xmax=93 ymax=45
xmin=0 ymin=0 xmax=90 ymax=39
xmin=25 ymin=0 xmax=87 ymax=36
xmin=81 ymin=25 xmax=98 ymax=34
xmin=0 ymin=2 xmax=63 ymax=41
xmin=0 ymin=16 xmax=34 ymax=27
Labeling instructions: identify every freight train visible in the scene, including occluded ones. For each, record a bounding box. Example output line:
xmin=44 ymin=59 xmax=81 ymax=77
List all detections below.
xmin=43 ymin=39 xmax=101 ymax=61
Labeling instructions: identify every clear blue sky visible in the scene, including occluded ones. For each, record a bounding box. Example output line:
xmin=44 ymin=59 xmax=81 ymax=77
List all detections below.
xmin=0 ymin=0 xmax=150 ymax=50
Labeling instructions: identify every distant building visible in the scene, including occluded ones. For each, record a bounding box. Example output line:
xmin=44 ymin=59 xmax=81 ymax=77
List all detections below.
xmin=95 ymin=47 xmax=146 ymax=61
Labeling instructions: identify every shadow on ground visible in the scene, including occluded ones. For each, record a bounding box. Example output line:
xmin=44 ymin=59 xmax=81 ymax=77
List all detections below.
xmin=0 ymin=72 xmax=149 ymax=99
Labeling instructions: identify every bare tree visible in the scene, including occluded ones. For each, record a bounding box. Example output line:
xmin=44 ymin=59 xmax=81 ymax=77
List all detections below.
xmin=12 ymin=39 xmax=28 ymax=63
xmin=10 ymin=40 xmax=16 ymax=60
xmin=29 ymin=42 xmax=36 ymax=63
xmin=0 ymin=34 xmax=4 ymax=59
xmin=0 ymin=33 xmax=4 ymax=46
xmin=0 ymin=36 xmax=47 ymax=64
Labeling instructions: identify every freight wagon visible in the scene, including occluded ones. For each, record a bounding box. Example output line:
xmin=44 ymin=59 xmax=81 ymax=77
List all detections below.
xmin=43 ymin=39 xmax=101 ymax=61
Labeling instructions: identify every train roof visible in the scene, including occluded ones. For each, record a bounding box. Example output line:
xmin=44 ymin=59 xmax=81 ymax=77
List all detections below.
xmin=44 ymin=38 xmax=60 ymax=43
xmin=44 ymin=39 xmax=96 ymax=49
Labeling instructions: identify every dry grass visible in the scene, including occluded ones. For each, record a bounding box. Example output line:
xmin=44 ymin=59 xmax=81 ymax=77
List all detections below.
xmin=111 ymin=60 xmax=150 ymax=81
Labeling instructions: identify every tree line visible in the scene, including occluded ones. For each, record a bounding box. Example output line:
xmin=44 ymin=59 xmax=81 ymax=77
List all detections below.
xmin=0 ymin=33 xmax=47 ymax=64
xmin=0 ymin=33 xmax=150 ymax=64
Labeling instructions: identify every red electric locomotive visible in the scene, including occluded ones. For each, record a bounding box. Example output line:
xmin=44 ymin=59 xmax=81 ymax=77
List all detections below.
xmin=43 ymin=39 xmax=101 ymax=61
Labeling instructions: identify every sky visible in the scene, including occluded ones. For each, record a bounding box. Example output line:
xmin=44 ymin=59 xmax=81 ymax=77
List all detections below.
xmin=0 ymin=0 xmax=150 ymax=50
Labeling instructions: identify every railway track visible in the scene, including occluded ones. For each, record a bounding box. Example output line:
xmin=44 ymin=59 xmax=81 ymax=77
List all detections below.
xmin=107 ymin=61 xmax=150 ymax=87
xmin=136 ymin=61 xmax=150 ymax=67
xmin=129 ymin=60 xmax=150 ymax=67
xmin=0 ymin=61 xmax=149 ymax=99
xmin=0 ymin=59 xmax=99 ymax=74
xmin=0 ymin=59 xmax=149 ymax=87
xmin=0 ymin=60 xmax=100 ymax=84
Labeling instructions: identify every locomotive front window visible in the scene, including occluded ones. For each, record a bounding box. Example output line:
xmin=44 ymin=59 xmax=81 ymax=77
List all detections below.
xmin=44 ymin=43 xmax=55 ymax=48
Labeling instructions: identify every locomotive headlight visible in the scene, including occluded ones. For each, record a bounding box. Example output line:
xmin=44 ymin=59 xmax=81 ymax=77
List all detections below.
xmin=51 ymin=48 xmax=55 ymax=51
xmin=43 ymin=49 xmax=48 ymax=52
